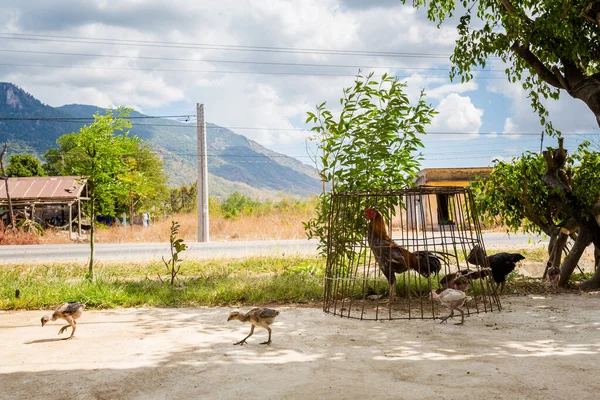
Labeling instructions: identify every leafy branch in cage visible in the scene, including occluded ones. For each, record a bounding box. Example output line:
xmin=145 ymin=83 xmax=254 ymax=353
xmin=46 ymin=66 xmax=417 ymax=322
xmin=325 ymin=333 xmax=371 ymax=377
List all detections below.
xmin=303 ymin=72 xmax=436 ymax=258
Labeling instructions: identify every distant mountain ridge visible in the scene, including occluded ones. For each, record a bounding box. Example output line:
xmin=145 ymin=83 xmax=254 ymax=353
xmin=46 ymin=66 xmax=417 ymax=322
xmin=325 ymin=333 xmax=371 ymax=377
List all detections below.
xmin=0 ymin=82 xmax=321 ymax=198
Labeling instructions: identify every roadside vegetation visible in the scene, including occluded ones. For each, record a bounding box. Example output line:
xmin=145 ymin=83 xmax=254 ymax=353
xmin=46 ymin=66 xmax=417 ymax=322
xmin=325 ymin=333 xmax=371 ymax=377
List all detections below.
xmin=0 ymin=257 xmax=326 ymax=310
xmin=1 ymin=249 xmax=591 ymax=311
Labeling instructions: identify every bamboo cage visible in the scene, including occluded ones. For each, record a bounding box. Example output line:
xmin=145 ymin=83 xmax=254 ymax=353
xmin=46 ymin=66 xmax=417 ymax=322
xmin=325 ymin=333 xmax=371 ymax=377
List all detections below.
xmin=323 ymin=186 xmax=501 ymax=321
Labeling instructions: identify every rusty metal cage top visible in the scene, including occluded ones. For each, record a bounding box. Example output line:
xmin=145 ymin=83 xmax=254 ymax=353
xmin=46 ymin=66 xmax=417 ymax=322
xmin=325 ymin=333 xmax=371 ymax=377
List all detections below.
xmin=323 ymin=185 xmax=500 ymax=321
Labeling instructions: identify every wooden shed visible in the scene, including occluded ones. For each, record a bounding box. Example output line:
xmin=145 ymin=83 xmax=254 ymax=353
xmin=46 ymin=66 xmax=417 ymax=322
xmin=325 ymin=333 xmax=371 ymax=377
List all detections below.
xmin=407 ymin=168 xmax=492 ymax=228
xmin=0 ymin=176 xmax=88 ymax=235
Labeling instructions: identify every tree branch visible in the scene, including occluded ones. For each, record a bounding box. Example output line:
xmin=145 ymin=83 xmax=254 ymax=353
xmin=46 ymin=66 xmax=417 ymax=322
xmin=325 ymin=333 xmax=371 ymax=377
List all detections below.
xmin=581 ymin=1 xmax=600 ymax=27
xmin=551 ymin=66 xmax=571 ymax=92
xmin=510 ymin=42 xmax=563 ymax=89
xmin=499 ymin=0 xmax=517 ymax=15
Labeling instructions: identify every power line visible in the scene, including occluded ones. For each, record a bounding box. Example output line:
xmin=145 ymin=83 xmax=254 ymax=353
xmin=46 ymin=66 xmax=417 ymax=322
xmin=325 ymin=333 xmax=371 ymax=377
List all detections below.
xmin=0 ymin=62 xmax=508 ymax=79
xmin=0 ymin=115 xmax=193 ymax=121
xmin=1 ymin=116 xmax=598 ymax=137
xmin=0 ymin=32 xmax=464 ymax=59
xmin=0 ymin=48 xmax=505 ymax=73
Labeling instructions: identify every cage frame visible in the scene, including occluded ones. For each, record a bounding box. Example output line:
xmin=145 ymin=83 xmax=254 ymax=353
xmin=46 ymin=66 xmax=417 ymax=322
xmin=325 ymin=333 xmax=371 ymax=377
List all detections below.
xmin=322 ymin=185 xmax=501 ymax=321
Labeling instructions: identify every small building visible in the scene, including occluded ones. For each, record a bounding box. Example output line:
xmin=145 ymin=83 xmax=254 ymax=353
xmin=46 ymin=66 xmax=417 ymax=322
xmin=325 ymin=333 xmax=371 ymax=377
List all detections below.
xmin=407 ymin=168 xmax=492 ymax=228
xmin=0 ymin=176 xmax=88 ymax=235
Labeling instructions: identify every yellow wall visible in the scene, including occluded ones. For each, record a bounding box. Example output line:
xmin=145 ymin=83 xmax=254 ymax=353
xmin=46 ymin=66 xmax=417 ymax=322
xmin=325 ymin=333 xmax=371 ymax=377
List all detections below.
xmin=424 ymin=181 xmax=470 ymax=187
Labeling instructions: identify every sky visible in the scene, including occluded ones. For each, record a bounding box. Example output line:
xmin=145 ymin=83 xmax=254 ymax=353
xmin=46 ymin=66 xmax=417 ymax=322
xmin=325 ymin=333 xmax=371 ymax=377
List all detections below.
xmin=0 ymin=0 xmax=598 ymax=170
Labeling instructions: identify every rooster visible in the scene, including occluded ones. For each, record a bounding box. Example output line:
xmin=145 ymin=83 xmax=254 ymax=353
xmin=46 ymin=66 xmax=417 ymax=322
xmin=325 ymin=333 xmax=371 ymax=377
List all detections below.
xmin=467 ymin=245 xmax=525 ymax=293
xmin=365 ymin=208 xmax=448 ymax=301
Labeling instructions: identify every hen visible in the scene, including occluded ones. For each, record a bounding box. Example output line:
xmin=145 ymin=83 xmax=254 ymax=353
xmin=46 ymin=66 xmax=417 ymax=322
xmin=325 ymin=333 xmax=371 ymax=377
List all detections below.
xmin=467 ymin=245 xmax=525 ymax=293
xmin=365 ymin=208 xmax=448 ymax=301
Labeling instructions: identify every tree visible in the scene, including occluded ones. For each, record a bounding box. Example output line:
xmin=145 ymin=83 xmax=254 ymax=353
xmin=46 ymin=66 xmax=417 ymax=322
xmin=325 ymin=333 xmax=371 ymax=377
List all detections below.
xmin=304 ymin=72 xmax=436 ymax=255
xmin=404 ymin=0 xmax=600 ymax=287
xmin=6 ymin=154 xmax=45 ymax=177
xmin=118 ymin=140 xmax=168 ymax=226
xmin=472 ymin=139 xmax=600 ymax=287
xmin=45 ymin=108 xmax=134 ymax=279
xmin=404 ymin=0 xmax=600 ymax=131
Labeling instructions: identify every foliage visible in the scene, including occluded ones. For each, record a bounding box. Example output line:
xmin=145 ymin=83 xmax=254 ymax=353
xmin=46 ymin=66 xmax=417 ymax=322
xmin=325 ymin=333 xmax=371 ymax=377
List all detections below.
xmin=571 ymin=142 xmax=600 ymax=210
xmin=220 ymin=191 xmax=260 ymax=219
xmin=0 ymin=257 xmax=326 ymax=309
xmin=404 ymin=0 xmax=600 ymax=133
xmin=471 ymin=142 xmax=600 ymax=235
xmin=168 ymin=183 xmax=197 ymax=213
xmin=5 ymin=154 xmax=45 ymax=177
xmin=117 ymin=140 xmax=169 ymax=222
xmin=167 ymin=184 xmax=317 ymax=220
xmin=44 ymin=108 xmax=134 ymax=279
xmin=471 ymin=151 xmax=550 ymax=234
xmin=161 ymin=218 xmax=188 ymax=285
xmin=304 ymin=72 xmax=436 ymax=255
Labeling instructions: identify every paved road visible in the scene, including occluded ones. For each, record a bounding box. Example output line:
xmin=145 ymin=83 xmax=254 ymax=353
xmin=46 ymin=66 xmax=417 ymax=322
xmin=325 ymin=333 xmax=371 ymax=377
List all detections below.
xmin=0 ymin=232 xmax=547 ymax=264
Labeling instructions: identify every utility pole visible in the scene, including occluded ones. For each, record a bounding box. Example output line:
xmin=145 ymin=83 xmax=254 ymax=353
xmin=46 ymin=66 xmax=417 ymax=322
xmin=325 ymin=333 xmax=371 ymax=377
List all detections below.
xmin=0 ymin=143 xmax=15 ymax=228
xmin=197 ymin=103 xmax=209 ymax=242
xmin=540 ymin=131 xmax=545 ymax=153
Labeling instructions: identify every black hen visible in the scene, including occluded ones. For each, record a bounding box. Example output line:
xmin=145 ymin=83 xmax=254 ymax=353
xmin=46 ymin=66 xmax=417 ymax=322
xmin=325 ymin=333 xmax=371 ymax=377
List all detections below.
xmin=467 ymin=245 xmax=525 ymax=292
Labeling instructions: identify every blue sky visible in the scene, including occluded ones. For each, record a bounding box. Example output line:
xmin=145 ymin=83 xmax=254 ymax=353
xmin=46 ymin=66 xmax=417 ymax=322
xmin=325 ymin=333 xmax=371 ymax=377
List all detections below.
xmin=0 ymin=0 xmax=598 ymax=172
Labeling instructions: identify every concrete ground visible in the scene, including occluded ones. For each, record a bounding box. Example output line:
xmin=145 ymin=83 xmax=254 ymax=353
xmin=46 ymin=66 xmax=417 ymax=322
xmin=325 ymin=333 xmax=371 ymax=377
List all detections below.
xmin=1 ymin=294 xmax=600 ymax=400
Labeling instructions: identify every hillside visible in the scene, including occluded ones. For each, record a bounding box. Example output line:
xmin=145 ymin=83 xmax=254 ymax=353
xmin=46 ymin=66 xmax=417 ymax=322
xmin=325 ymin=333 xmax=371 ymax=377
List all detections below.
xmin=0 ymin=83 xmax=321 ymax=197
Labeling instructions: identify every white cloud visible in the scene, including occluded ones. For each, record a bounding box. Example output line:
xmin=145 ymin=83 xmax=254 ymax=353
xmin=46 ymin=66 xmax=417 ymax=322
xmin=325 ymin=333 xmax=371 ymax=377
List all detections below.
xmin=486 ymin=61 xmax=599 ymax=138
xmin=2 ymin=0 xmax=562 ymax=168
xmin=430 ymin=93 xmax=483 ymax=139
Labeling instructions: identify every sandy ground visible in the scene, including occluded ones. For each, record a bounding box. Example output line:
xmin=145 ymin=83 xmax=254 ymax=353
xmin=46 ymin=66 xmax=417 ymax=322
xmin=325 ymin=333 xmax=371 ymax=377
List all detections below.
xmin=1 ymin=294 xmax=600 ymax=400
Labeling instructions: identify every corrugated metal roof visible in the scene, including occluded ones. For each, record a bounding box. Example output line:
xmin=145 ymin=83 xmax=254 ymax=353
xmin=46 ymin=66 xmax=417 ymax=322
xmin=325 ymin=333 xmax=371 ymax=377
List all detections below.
xmin=0 ymin=176 xmax=87 ymax=202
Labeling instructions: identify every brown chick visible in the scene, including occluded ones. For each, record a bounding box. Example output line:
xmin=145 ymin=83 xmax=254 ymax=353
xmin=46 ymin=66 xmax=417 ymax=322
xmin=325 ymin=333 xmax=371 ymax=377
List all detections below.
xmin=41 ymin=302 xmax=85 ymax=340
xmin=440 ymin=269 xmax=472 ymax=291
xmin=227 ymin=307 xmax=279 ymax=345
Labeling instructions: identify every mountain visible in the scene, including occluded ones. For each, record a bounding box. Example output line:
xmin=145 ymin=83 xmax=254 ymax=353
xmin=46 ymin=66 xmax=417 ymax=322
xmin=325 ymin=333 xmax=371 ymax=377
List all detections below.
xmin=0 ymin=83 xmax=321 ymax=198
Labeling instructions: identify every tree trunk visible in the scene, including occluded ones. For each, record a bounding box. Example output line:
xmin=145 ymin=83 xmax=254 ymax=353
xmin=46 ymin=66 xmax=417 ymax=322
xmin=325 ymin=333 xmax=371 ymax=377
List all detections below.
xmin=580 ymin=245 xmax=600 ymax=290
xmin=0 ymin=143 xmax=15 ymax=228
xmin=88 ymin=201 xmax=95 ymax=280
xmin=130 ymin=196 xmax=134 ymax=230
xmin=562 ymin=63 xmax=600 ymax=127
xmin=545 ymin=231 xmax=568 ymax=278
xmin=559 ymin=226 xmax=591 ymax=286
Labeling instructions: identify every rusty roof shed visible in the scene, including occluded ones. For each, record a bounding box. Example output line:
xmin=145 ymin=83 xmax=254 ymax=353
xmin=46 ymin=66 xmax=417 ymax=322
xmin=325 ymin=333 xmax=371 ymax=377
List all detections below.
xmin=0 ymin=176 xmax=88 ymax=235
xmin=0 ymin=176 xmax=87 ymax=206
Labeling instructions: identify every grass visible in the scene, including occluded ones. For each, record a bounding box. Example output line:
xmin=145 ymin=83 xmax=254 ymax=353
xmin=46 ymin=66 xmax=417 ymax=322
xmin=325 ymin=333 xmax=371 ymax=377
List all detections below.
xmin=36 ymin=210 xmax=315 ymax=244
xmin=1 ymin=241 xmax=592 ymax=311
xmin=0 ymin=257 xmax=326 ymax=310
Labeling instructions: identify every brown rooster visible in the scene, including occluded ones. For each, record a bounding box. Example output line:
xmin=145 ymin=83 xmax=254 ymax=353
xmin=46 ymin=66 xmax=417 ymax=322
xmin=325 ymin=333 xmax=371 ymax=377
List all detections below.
xmin=365 ymin=208 xmax=448 ymax=302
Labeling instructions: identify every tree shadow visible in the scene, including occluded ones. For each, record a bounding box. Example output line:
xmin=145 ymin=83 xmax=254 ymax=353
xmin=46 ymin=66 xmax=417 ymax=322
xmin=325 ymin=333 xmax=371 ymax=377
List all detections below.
xmin=24 ymin=338 xmax=69 ymax=344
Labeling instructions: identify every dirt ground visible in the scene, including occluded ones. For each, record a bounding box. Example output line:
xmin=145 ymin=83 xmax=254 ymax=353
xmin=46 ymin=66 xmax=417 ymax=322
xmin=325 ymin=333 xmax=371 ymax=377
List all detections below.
xmin=1 ymin=294 xmax=600 ymax=400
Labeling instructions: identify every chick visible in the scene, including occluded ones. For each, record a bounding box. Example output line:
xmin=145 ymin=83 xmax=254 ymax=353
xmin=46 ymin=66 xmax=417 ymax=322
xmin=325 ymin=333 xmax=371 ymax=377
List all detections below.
xmin=431 ymin=289 xmax=468 ymax=325
xmin=227 ymin=307 xmax=279 ymax=345
xmin=41 ymin=302 xmax=85 ymax=340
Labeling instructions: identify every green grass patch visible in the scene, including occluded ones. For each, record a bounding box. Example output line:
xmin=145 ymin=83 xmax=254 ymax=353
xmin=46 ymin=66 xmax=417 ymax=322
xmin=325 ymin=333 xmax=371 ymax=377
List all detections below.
xmin=0 ymin=257 xmax=326 ymax=310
